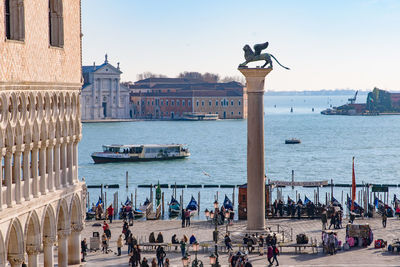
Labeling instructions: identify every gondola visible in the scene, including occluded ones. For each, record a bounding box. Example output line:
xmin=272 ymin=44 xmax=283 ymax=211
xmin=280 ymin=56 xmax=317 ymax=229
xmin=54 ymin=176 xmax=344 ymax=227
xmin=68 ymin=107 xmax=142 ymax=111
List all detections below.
xmin=134 ymin=198 xmax=151 ymax=217
xmin=223 ymin=195 xmax=235 ymax=219
xmin=168 ymin=196 xmax=180 ymax=216
xmin=347 ymin=196 xmax=364 ymax=215
xmin=374 ymin=197 xmax=393 ymax=217
xmin=186 ymin=196 xmax=198 ymax=216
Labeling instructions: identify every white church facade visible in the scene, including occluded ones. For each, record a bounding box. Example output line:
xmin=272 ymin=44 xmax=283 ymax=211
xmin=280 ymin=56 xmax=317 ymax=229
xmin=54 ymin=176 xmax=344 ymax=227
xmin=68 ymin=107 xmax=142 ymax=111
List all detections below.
xmin=81 ymin=56 xmax=131 ymax=120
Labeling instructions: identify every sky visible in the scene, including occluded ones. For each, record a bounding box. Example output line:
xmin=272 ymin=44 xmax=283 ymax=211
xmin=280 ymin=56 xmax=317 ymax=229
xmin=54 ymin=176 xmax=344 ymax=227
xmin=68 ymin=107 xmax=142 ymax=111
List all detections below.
xmin=81 ymin=0 xmax=400 ymax=91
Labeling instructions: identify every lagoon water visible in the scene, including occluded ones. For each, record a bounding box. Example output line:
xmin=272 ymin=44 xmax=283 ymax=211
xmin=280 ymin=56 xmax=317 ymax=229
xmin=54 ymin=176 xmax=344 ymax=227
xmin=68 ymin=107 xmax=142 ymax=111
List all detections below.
xmin=80 ymin=93 xmax=400 ymax=218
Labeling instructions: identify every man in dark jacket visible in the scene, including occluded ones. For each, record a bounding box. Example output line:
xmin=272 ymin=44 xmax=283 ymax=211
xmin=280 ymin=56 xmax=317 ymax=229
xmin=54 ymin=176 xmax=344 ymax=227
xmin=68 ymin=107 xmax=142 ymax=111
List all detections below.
xmin=81 ymin=238 xmax=87 ymax=262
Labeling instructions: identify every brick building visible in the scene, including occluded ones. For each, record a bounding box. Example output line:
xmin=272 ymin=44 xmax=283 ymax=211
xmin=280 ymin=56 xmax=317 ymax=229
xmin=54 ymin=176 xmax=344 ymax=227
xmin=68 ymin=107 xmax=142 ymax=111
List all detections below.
xmin=130 ymin=78 xmax=247 ymax=119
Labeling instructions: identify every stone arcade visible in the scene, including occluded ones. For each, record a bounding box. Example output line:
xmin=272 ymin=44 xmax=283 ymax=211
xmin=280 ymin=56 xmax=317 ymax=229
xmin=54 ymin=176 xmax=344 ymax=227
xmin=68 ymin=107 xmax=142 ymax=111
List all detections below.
xmin=0 ymin=0 xmax=85 ymax=266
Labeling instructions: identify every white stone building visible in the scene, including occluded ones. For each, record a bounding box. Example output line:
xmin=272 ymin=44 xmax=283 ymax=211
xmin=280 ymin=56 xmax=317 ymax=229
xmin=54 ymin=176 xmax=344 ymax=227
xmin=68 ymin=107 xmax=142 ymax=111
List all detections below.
xmin=0 ymin=0 xmax=85 ymax=266
xmin=81 ymin=56 xmax=131 ymax=120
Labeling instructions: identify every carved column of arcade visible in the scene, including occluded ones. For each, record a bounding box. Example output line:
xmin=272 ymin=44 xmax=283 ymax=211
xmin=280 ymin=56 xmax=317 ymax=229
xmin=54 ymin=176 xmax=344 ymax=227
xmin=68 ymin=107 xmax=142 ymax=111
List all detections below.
xmin=67 ymin=137 xmax=73 ymax=185
xmin=5 ymin=150 xmax=13 ymax=207
xmin=43 ymin=236 xmax=55 ymax=267
xmin=47 ymin=140 xmax=54 ymax=192
xmin=0 ymin=149 xmax=3 ymax=210
xmin=23 ymin=144 xmax=31 ymax=201
xmin=58 ymin=229 xmax=70 ymax=267
xmin=72 ymin=138 xmax=79 ymax=182
xmin=39 ymin=141 xmax=47 ymax=195
xmin=54 ymin=142 xmax=61 ymax=190
xmin=68 ymin=223 xmax=83 ymax=265
xmin=13 ymin=149 xmax=22 ymax=204
xmin=238 ymin=67 xmax=272 ymax=230
xmin=26 ymin=245 xmax=40 ymax=267
xmin=60 ymin=140 xmax=67 ymax=187
xmin=7 ymin=253 xmax=25 ymax=267
xmin=31 ymin=144 xmax=39 ymax=197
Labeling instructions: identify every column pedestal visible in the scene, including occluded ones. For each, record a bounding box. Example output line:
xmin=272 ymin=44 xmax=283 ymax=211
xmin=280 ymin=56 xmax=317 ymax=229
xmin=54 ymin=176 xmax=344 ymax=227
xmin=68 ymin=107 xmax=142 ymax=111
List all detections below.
xmin=43 ymin=237 xmax=55 ymax=267
xmin=58 ymin=229 xmax=70 ymax=267
xmin=238 ymin=67 xmax=272 ymax=230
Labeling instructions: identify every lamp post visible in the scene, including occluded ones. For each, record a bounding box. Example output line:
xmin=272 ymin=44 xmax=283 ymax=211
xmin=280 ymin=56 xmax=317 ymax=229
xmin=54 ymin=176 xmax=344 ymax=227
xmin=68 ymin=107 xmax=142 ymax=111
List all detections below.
xmin=210 ymin=200 xmax=220 ymax=267
xmin=191 ymin=241 xmax=203 ymax=267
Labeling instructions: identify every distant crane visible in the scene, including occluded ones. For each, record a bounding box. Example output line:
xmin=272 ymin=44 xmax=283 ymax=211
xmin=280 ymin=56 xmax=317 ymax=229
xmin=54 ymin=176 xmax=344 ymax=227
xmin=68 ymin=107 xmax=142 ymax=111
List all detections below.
xmin=348 ymin=91 xmax=358 ymax=104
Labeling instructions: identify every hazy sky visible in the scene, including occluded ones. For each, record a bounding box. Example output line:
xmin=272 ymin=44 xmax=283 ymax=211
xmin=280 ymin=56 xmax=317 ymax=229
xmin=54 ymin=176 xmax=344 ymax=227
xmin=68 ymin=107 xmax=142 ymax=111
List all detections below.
xmin=81 ymin=0 xmax=400 ymax=91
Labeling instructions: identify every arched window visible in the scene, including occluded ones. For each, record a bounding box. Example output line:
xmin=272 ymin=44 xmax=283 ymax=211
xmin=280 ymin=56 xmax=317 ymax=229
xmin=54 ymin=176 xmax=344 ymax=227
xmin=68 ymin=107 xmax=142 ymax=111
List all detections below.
xmin=49 ymin=0 xmax=64 ymax=47
xmin=5 ymin=0 xmax=25 ymax=41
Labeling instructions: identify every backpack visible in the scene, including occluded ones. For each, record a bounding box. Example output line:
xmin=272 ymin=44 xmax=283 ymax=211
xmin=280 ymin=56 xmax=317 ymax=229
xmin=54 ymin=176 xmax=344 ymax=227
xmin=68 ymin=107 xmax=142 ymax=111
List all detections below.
xmin=274 ymin=247 xmax=279 ymax=255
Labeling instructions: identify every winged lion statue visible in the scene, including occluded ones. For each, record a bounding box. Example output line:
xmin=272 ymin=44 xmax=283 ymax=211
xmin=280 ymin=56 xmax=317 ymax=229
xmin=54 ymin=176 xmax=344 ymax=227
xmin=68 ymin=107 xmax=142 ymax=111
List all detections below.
xmin=238 ymin=42 xmax=290 ymax=70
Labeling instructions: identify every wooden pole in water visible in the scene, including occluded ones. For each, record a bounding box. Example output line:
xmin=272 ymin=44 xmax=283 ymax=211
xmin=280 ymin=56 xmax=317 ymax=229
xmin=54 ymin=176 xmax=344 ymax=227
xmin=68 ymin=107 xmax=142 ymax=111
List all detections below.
xmin=105 ymin=192 xmax=107 ymax=216
xmin=135 ymin=189 xmax=137 ymax=209
xmin=182 ymin=189 xmax=184 ymax=207
xmin=296 ymin=190 xmax=298 ymax=202
xmin=317 ymin=187 xmax=319 ymax=204
xmin=198 ymin=191 xmax=201 ymax=214
xmin=325 ymin=192 xmax=328 ymax=205
xmin=330 ymin=179 xmax=333 ymax=202
xmin=341 ymin=190 xmax=344 ymax=207
xmin=217 ymin=191 xmax=219 ymax=201
xmin=150 ymin=184 xmax=153 ymax=203
xmin=101 ymin=184 xmax=104 ymax=202
xmin=291 ymin=170 xmax=294 ymax=190
xmin=126 ymin=171 xmax=129 ymax=188
xmin=174 ymin=182 xmax=177 ymax=199
xmin=87 ymin=191 xmax=90 ymax=211
xmin=162 ymin=192 xmax=165 ymax=216
xmin=232 ymin=187 xmax=235 ymax=208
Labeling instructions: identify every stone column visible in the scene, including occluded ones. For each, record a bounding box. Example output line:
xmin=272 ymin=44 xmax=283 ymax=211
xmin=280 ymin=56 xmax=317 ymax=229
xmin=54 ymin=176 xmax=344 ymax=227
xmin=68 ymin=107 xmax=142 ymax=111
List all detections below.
xmin=47 ymin=142 xmax=54 ymax=192
xmin=31 ymin=145 xmax=39 ymax=198
xmin=7 ymin=253 xmax=25 ymax=267
xmin=43 ymin=236 xmax=55 ymax=267
xmin=5 ymin=150 xmax=13 ymax=207
xmin=0 ymin=150 xmax=3 ymax=210
xmin=23 ymin=147 xmax=31 ymax=201
xmin=72 ymin=140 xmax=79 ymax=182
xmin=13 ymin=150 xmax=22 ymax=204
xmin=54 ymin=143 xmax=61 ymax=189
xmin=39 ymin=143 xmax=47 ymax=195
xmin=238 ymin=67 xmax=272 ymax=230
xmin=60 ymin=142 xmax=67 ymax=187
xmin=68 ymin=223 xmax=83 ymax=265
xmin=26 ymin=245 xmax=40 ymax=267
xmin=67 ymin=140 xmax=73 ymax=185
xmin=57 ymin=229 xmax=70 ymax=267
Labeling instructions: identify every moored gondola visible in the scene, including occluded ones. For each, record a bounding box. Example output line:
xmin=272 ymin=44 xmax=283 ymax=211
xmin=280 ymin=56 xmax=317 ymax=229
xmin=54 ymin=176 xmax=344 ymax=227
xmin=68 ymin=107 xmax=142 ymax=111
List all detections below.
xmin=186 ymin=196 xmax=198 ymax=216
xmin=168 ymin=196 xmax=180 ymax=216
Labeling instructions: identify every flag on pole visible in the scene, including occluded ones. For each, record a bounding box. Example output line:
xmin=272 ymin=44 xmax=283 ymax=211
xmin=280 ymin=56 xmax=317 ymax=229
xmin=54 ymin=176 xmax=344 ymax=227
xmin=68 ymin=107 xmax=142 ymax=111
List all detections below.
xmin=351 ymin=157 xmax=356 ymax=211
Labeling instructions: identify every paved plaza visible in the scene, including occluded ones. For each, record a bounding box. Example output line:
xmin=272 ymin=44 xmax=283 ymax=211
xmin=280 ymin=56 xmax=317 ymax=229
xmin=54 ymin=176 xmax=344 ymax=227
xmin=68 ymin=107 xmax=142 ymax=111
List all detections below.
xmin=80 ymin=217 xmax=400 ymax=266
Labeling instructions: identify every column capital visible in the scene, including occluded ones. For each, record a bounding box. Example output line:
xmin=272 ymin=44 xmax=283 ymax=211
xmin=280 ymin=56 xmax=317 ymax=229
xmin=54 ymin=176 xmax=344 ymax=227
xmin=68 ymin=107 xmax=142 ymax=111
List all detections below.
xmin=58 ymin=229 xmax=71 ymax=239
xmin=26 ymin=245 xmax=40 ymax=255
xmin=71 ymin=223 xmax=84 ymax=233
xmin=43 ymin=236 xmax=56 ymax=246
xmin=7 ymin=253 xmax=25 ymax=265
xmin=238 ymin=67 xmax=272 ymax=93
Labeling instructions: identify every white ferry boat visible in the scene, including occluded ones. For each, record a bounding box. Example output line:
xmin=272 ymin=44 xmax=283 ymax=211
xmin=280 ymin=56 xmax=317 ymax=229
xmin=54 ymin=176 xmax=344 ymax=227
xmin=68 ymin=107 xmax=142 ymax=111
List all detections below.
xmin=91 ymin=144 xmax=190 ymax=164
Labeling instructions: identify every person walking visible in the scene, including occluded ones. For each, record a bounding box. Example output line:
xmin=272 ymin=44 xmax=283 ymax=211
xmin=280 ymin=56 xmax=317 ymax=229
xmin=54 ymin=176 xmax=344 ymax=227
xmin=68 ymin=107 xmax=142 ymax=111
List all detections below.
xmin=267 ymin=245 xmax=273 ymax=266
xmin=329 ymin=212 xmax=336 ymax=229
xmin=165 ymin=258 xmax=170 ymax=267
xmin=102 ymin=233 xmax=108 ymax=254
xmin=271 ymin=245 xmax=279 ymax=266
xmin=133 ymin=245 xmax=141 ymax=267
xmin=108 ymin=204 xmax=114 ymax=223
xmin=258 ymin=235 xmax=264 ymax=256
xmin=224 ymin=233 xmax=232 ymax=251
xmin=151 ymin=258 xmax=157 ymax=267
xmin=382 ymin=210 xmax=387 ymax=228
xmin=185 ymin=209 xmax=191 ymax=227
xmin=321 ymin=209 xmax=327 ymax=230
xmin=141 ymin=257 xmax=149 ymax=267
xmin=156 ymin=246 xmax=166 ymax=267
xmin=128 ymin=233 xmax=134 ymax=254
xmin=180 ymin=239 xmax=187 ymax=257
xmin=81 ymin=238 xmax=87 ymax=262
xmin=117 ymin=234 xmax=123 ymax=256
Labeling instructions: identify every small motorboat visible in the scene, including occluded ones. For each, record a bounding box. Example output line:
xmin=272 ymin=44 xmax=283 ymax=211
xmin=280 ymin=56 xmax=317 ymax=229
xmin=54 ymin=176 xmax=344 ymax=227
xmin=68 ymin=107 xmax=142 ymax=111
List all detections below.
xmin=168 ymin=196 xmax=181 ymax=216
xmin=285 ymin=138 xmax=301 ymax=144
xmin=186 ymin=196 xmax=198 ymax=217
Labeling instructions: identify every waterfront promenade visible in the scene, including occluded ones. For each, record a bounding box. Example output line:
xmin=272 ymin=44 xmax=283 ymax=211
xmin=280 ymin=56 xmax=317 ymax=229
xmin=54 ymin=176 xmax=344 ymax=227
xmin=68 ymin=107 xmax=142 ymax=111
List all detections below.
xmin=81 ymin=217 xmax=400 ymax=266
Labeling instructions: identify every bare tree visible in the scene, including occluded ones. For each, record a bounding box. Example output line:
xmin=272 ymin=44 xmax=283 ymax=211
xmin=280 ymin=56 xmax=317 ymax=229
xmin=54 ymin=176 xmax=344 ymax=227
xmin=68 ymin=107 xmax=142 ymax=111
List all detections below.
xmin=178 ymin=71 xmax=203 ymax=81
xmin=202 ymin=72 xmax=220 ymax=83
xmin=136 ymin=72 xmax=168 ymax=80
xmin=221 ymin=75 xmax=245 ymax=84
